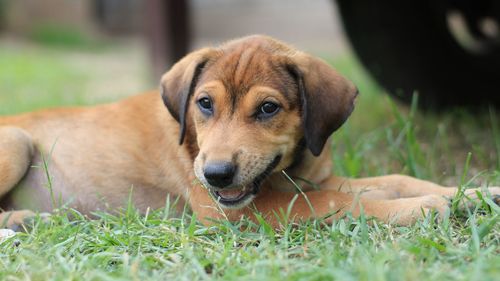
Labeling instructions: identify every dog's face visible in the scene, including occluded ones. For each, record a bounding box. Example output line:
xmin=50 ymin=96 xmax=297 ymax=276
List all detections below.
xmin=188 ymin=53 xmax=303 ymax=208
xmin=161 ymin=35 xmax=358 ymax=209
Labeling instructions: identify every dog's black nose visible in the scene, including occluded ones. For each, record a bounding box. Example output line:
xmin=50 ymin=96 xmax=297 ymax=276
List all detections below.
xmin=203 ymin=162 xmax=236 ymax=188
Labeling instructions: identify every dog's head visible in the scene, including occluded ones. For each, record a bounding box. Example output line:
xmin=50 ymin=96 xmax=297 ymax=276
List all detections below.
xmin=161 ymin=35 xmax=358 ymax=209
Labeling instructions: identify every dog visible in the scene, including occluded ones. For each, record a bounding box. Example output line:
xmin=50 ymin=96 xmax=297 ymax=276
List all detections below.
xmin=1 ymin=35 xmax=499 ymax=231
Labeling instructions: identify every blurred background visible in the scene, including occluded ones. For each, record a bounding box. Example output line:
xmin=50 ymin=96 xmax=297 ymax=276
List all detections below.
xmin=0 ymin=0 xmax=499 ymax=185
xmin=0 ymin=0 xmax=352 ymax=107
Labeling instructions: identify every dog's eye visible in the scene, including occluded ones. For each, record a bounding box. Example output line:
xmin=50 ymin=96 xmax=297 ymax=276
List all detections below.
xmin=198 ymin=97 xmax=213 ymax=114
xmin=257 ymin=102 xmax=280 ymax=118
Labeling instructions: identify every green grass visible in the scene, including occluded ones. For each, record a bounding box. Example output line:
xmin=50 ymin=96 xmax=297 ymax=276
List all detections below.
xmin=1 ymin=42 xmax=499 ymax=280
xmin=1 ymin=203 xmax=499 ymax=281
xmin=0 ymin=46 xmax=88 ymax=114
xmin=29 ymin=24 xmax=106 ymax=50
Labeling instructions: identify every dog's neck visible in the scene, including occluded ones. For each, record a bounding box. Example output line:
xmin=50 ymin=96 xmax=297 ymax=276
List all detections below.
xmin=267 ymin=141 xmax=333 ymax=193
xmin=285 ymin=138 xmax=307 ymax=172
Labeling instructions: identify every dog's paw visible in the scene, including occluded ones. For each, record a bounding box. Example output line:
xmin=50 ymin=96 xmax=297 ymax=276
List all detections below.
xmin=456 ymin=187 xmax=500 ymax=209
xmin=420 ymin=194 xmax=450 ymax=218
xmin=485 ymin=187 xmax=500 ymax=205
xmin=389 ymin=195 xmax=450 ymax=225
xmin=1 ymin=210 xmax=51 ymax=232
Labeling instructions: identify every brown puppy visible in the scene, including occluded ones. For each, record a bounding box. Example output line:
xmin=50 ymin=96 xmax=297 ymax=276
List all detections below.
xmin=0 ymin=35 xmax=498 ymax=229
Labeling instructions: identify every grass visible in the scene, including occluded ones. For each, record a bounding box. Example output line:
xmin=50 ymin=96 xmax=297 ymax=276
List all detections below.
xmin=28 ymin=24 xmax=104 ymax=50
xmin=0 ymin=40 xmax=499 ymax=280
xmin=0 ymin=48 xmax=87 ymax=114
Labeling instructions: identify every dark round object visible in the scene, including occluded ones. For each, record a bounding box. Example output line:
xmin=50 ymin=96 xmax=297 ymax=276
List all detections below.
xmin=260 ymin=102 xmax=280 ymax=116
xmin=336 ymin=0 xmax=500 ymax=108
xmin=198 ymin=97 xmax=212 ymax=109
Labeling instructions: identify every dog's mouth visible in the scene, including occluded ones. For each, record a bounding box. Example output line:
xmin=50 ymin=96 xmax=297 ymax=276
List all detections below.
xmin=209 ymin=154 xmax=282 ymax=208
xmin=211 ymin=187 xmax=253 ymax=207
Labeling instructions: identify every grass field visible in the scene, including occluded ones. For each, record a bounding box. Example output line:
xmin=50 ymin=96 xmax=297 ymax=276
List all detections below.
xmin=0 ymin=39 xmax=499 ymax=281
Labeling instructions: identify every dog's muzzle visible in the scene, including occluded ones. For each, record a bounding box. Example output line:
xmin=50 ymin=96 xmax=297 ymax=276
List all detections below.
xmin=209 ymin=154 xmax=282 ymax=208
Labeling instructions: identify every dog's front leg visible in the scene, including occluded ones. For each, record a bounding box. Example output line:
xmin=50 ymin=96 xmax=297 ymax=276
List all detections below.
xmin=321 ymin=175 xmax=500 ymax=204
xmin=188 ymin=184 xmax=449 ymax=227
xmin=252 ymin=188 xmax=450 ymax=226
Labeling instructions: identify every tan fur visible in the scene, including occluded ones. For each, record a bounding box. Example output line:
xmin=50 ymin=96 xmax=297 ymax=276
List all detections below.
xmin=0 ymin=127 xmax=34 ymax=197
xmin=0 ymin=210 xmax=36 ymax=228
xmin=0 ymin=35 xmax=498 ymax=229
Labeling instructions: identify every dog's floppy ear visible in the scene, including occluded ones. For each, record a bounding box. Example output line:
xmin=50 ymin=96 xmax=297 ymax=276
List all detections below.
xmin=287 ymin=53 xmax=358 ymax=156
xmin=160 ymin=48 xmax=217 ymax=145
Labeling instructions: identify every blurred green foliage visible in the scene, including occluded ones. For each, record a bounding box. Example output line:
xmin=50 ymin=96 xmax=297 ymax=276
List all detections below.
xmin=29 ymin=24 xmax=104 ymax=49
xmin=0 ymin=46 xmax=87 ymax=114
